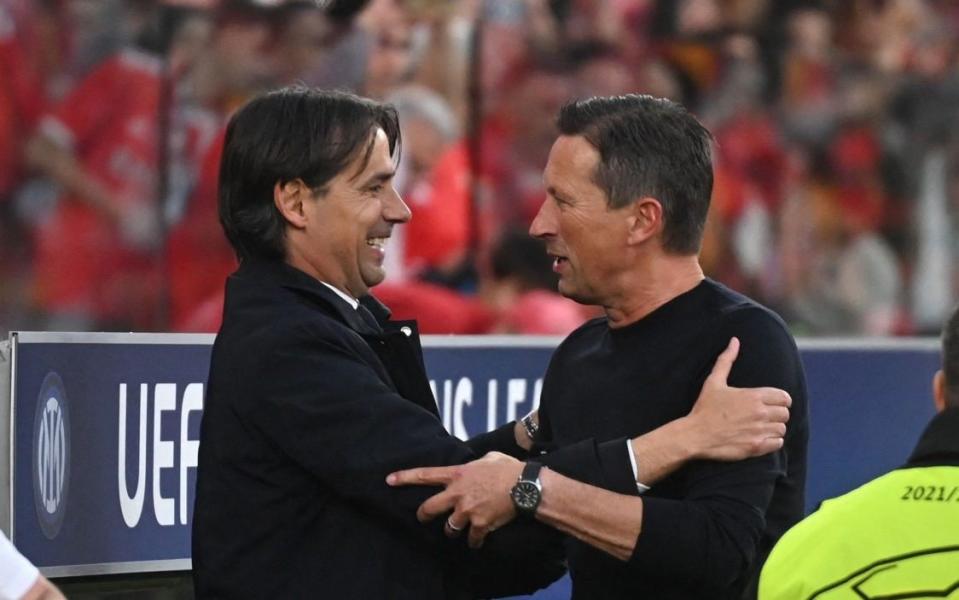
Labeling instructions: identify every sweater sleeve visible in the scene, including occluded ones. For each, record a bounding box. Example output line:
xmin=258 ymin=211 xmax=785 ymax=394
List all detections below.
xmin=466 ymin=421 xmax=530 ymax=459
xmin=625 ymin=307 xmax=807 ymax=590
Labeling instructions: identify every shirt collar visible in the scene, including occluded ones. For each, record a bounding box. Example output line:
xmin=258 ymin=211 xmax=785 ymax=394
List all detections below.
xmin=320 ymin=281 xmax=358 ymax=310
xmin=907 ymin=406 xmax=959 ymax=467
xmin=233 ymin=258 xmax=390 ymax=335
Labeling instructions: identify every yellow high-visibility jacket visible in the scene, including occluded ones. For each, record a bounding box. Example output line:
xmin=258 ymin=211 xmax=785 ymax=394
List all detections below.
xmin=759 ymin=408 xmax=959 ymax=600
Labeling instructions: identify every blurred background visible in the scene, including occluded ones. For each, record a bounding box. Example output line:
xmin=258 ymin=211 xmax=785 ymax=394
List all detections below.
xmin=1 ymin=0 xmax=958 ymax=337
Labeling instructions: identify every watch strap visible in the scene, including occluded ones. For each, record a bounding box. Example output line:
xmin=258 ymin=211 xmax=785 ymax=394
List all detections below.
xmin=520 ymin=461 xmax=543 ymax=484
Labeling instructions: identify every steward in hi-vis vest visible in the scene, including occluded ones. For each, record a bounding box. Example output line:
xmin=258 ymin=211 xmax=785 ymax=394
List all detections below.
xmin=760 ymin=307 xmax=959 ymax=600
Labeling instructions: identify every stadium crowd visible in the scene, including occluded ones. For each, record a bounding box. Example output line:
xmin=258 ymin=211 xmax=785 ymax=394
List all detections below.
xmin=1 ymin=0 xmax=958 ymax=336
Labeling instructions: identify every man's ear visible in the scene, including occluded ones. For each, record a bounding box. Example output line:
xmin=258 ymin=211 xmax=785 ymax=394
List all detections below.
xmin=625 ymin=197 xmax=663 ymax=246
xmin=274 ymin=179 xmax=309 ymax=229
xmin=933 ymin=369 xmax=948 ymax=413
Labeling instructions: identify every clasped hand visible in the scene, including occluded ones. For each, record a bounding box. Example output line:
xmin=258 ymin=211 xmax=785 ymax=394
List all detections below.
xmin=387 ymin=452 xmax=523 ymax=548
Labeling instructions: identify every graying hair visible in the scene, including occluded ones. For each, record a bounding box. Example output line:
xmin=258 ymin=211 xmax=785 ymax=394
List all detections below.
xmin=387 ymin=85 xmax=460 ymax=142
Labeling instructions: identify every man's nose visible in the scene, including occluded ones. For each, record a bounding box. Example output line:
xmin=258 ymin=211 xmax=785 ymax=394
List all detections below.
xmin=529 ymin=200 xmax=555 ymax=239
xmin=384 ymin=187 xmax=412 ymax=224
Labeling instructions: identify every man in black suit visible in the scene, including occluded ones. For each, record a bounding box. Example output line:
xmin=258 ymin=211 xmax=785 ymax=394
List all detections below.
xmin=191 ymin=87 xmax=793 ymax=598
xmin=191 ymin=87 xmax=515 ymax=599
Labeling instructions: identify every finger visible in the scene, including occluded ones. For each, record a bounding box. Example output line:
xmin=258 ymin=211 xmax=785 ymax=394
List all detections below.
xmin=445 ymin=513 xmax=467 ymax=539
xmin=765 ymin=406 xmax=790 ymax=424
xmin=468 ymin=524 xmax=488 ymax=549
xmin=757 ymin=436 xmax=785 ymax=454
xmin=417 ymin=490 xmax=457 ymax=522
xmin=387 ymin=466 xmax=457 ymax=487
xmin=765 ymin=422 xmax=787 ymax=437
xmin=706 ymin=337 xmax=740 ymax=386
xmin=759 ymin=389 xmax=792 ymax=408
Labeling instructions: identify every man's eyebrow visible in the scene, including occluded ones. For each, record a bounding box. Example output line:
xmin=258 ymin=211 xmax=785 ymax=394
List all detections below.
xmin=360 ymin=170 xmax=395 ymax=186
xmin=547 ymin=185 xmax=569 ymax=201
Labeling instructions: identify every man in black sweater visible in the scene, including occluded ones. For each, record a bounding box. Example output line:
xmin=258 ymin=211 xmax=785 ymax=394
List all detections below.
xmin=390 ymin=95 xmax=809 ymax=598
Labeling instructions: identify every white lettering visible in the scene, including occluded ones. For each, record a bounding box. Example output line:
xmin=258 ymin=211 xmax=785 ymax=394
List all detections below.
xmin=118 ymin=384 xmax=147 ymax=527
xmin=452 ymin=378 xmax=472 ymax=440
xmin=486 ymin=380 xmax=498 ymax=432
xmin=428 ymin=380 xmax=438 ymax=412
xmin=442 ymin=380 xmax=453 ymax=433
xmin=533 ymin=378 xmax=543 ymax=411
xmin=506 ymin=379 xmax=527 ymax=423
xmin=153 ymin=384 xmax=176 ymax=526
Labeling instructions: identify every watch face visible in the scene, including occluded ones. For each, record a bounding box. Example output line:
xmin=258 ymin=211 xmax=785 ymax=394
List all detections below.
xmin=511 ymin=480 xmax=541 ymax=512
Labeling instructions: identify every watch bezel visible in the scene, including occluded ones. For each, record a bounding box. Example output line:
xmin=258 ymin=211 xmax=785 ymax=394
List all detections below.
xmin=510 ymin=462 xmax=544 ymax=515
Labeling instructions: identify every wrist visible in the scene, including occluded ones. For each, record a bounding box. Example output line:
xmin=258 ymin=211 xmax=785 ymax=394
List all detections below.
xmin=510 ymin=461 xmax=544 ymax=517
xmin=513 ymin=420 xmax=533 ymax=451
xmin=663 ymin=416 xmax=702 ymax=461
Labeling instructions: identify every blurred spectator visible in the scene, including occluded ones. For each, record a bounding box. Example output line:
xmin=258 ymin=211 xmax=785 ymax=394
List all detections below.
xmin=779 ymin=7 xmax=838 ymax=146
xmin=0 ymin=0 xmax=56 ymax=202
xmin=23 ymin=0 xmax=178 ymax=330
xmin=167 ymin=132 xmax=233 ymax=332
xmin=186 ymin=0 xmax=272 ymax=113
xmin=481 ymin=228 xmax=590 ymax=335
xmin=373 ymin=281 xmax=493 ymax=334
xmin=779 ymin=149 xmax=903 ymax=336
xmin=2 ymin=0 xmax=959 ymax=336
xmin=167 ymin=1 xmax=278 ymax=332
xmin=481 ymin=67 xmax=573 ymax=235
xmin=386 ymin=85 xmax=471 ymax=282
xmin=572 ymin=47 xmax=639 ymax=98
xmin=358 ymin=0 xmax=417 ymax=99
xmin=0 ymin=0 xmax=61 ymax=328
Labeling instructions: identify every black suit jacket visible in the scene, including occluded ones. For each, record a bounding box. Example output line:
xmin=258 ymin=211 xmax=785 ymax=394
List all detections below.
xmin=192 ymin=259 xmax=562 ymax=599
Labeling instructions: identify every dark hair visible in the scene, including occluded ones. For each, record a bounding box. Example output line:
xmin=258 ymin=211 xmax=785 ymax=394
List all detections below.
xmin=218 ymin=86 xmax=401 ymax=261
xmin=942 ymin=305 xmax=959 ymax=408
xmin=557 ymin=94 xmax=713 ymax=254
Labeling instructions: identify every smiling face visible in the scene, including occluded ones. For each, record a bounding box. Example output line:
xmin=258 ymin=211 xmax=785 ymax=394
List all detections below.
xmin=530 ymin=135 xmax=631 ymax=306
xmin=296 ymin=127 xmax=411 ymax=297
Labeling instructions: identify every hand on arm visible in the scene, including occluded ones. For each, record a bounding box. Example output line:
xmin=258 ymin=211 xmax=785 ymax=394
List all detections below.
xmin=628 ymin=337 xmax=791 ymax=486
xmin=388 ymin=455 xmax=646 ymax=559
xmin=388 ymin=452 xmax=523 ymax=549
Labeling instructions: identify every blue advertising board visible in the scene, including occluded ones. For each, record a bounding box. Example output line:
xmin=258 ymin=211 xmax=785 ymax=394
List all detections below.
xmin=0 ymin=332 xmax=941 ymax=598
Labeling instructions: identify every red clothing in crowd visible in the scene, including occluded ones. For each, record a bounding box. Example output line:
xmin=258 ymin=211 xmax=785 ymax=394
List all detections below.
xmin=31 ymin=48 xmax=200 ymax=328
xmin=0 ymin=3 xmax=47 ymax=199
xmin=373 ymin=281 xmax=493 ymax=334
xmin=402 ymin=142 xmax=472 ymax=275
xmin=167 ymin=130 xmax=237 ymax=331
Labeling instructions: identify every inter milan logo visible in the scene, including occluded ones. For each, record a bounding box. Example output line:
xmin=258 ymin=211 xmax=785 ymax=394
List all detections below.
xmin=32 ymin=372 xmax=71 ymax=539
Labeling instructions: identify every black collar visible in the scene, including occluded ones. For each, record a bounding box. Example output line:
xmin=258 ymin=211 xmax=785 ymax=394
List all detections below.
xmin=234 ymin=258 xmax=392 ymax=337
xmin=907 ymin=406 xmax=959 ymax=467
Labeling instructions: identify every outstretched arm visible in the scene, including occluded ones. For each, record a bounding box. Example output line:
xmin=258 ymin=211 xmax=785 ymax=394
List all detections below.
xmin=468 ymin=337 xmax=791 ymax=486
xmin=388 ymin=316 xmax=805 ymax=589
xmin=388 ymin=336 xmax=792 ymax=549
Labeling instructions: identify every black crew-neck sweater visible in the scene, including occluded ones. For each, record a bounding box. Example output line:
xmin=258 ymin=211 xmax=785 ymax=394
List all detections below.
xmin=537 ymin=278 xmax=809 ymax=599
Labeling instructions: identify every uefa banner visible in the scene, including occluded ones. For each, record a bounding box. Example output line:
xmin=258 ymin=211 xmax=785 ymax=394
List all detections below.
xmin=0 ymin=331 xmax=941 ymax=593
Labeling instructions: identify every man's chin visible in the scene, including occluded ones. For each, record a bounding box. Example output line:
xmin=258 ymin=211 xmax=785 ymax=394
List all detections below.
xmin=557 ymin=281 xmax=592 ymax=306
xmin=557 ymin=280 xmax=572 ymax=297
xmin=362 ymin=268 xmax=386 ymax=291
